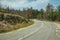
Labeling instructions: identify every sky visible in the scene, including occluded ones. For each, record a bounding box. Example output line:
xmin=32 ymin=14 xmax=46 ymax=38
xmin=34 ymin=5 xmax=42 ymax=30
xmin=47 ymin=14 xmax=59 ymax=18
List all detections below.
xmin=0 ymin=0 xmax=60 ymax=10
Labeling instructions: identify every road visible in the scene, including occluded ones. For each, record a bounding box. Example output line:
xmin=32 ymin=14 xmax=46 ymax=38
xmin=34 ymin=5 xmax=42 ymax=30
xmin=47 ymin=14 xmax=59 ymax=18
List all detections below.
xmin=0 ymin=19 xmax=59 ymax=40
xmin=21 ymin=21 xmax=56 ymax=40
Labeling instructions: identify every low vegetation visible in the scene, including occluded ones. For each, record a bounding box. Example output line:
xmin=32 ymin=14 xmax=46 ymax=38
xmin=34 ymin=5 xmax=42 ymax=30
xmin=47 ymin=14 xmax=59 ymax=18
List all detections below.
xmin=0 ymin=3 xmax=60 ymax=33
xmin=0 ymin=21 xmax=34 ymax=33
xmin=0 ymin=3 xmax=60 ymax=21
xmin=0 ymin=13 xmax=34 ymax=33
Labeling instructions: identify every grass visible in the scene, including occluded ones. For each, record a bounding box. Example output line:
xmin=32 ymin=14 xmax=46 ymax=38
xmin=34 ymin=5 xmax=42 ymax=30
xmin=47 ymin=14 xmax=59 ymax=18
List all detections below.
xmin=55 ymin=21 xmax=60 ymax=24
xmin=39 ymin=19 xmax=60 ymax=24
xmin=14 ymin=21 xmax=34 ymax=29
xmin=0 ymin=21 xmax=34 ymax=33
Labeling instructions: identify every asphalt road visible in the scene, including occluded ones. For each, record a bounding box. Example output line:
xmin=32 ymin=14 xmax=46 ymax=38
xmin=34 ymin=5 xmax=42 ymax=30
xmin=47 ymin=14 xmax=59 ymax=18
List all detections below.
xmin=21 ymin=21 xmax=56 ymax=40
xmin=0 ymin=20 xmax=59 ymax=40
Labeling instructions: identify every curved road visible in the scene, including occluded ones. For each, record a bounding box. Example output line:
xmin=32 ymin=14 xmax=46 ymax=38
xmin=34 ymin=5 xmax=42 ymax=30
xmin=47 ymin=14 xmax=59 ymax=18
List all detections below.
xmin=0 ymin=20 xmax=59 ymax=40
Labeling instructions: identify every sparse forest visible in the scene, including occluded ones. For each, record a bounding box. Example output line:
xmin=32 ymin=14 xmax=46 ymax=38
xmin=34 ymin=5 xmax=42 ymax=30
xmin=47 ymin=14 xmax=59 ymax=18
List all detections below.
xmin=0 ymin=3 xmax=60 ymax=21
xmin=0 ymin=3 xmax=60 ymax=33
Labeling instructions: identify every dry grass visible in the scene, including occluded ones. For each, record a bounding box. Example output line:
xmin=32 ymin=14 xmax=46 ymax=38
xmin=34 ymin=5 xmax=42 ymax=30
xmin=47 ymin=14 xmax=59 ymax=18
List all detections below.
xmin=14 ymin=21 xmax=34 ymax=30
xmin=39 ymin=19 xmax=60 ymax=24
xmin=0 ymin=21 xmax=34 ymax=33
xmin=55 ymin=21 xmax=60 ymax=24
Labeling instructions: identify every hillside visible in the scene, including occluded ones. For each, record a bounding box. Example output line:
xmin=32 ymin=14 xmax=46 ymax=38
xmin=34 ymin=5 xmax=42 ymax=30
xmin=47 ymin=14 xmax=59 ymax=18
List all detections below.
xmin=0 ymin=12 xmax=33 ymax=33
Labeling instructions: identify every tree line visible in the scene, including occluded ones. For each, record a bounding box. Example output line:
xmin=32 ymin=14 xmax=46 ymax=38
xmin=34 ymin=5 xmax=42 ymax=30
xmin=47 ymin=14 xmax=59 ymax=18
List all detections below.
xmin=0 ymin=3 xmax=60 ymax=21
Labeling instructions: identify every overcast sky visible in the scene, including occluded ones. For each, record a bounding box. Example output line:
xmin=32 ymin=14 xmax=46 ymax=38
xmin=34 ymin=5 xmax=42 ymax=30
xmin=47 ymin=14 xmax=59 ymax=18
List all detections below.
xmin=0 ymin=0 xmax=60 ymax=10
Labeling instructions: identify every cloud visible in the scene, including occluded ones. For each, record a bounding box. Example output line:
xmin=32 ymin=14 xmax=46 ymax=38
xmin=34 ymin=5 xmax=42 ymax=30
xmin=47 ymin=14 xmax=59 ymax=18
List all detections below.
xmin=0 ymin=0 xmax=49 ymax=10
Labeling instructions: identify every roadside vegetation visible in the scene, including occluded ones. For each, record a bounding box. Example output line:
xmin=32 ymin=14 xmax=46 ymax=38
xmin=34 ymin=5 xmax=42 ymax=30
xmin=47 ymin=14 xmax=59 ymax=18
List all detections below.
xmin=0 ymin=20 xmax=34 ymax=33
xmin=0 ymin=3 xmax=60 ymax=33
xmin=0 ymin=13 xmax=34 ymax=33
xmin=0 ymin=3 xmax=60 ymax=21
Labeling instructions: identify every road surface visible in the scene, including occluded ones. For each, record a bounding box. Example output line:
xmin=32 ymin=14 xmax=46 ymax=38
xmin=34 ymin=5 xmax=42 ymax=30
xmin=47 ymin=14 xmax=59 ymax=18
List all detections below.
xmin=55 ymin=23 xmax=60 ymax=40
xmin=0 ymin=20 xmax=59 ymax=40
xmin=21 ymin=21 xmax=56 ymax=40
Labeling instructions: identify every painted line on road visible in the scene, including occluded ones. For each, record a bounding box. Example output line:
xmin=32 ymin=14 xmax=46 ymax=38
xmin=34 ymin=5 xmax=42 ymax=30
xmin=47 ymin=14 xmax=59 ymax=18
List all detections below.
xmin=18 ymin=22 xmax=44 ymax=40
